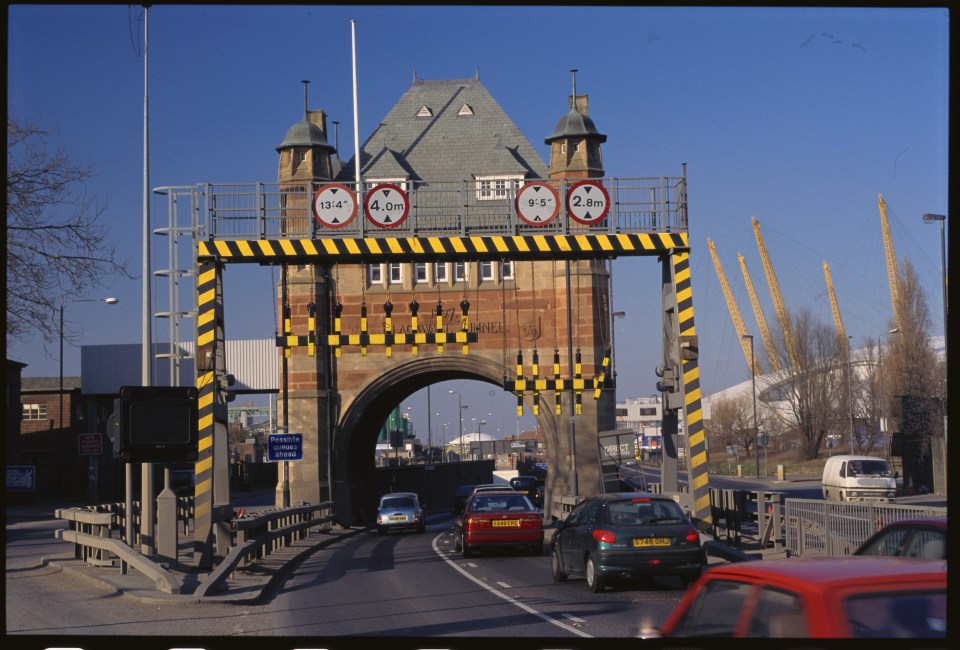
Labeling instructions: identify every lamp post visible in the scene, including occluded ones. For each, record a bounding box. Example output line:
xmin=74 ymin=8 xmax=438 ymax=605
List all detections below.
xmin=449 ymin=389 xmax=467 ymax=461
xmin=878 ymin=328 xmax=901 ymax=461
xmin=742 ymin=334 xmax=760 ymax=478
xmin=921 ymin=214 xmax=947 ymax=370
xmin=59 ymin=295 xmax=119 ymax=499
xmin=847 ymin=335 xmax=856 ymax=454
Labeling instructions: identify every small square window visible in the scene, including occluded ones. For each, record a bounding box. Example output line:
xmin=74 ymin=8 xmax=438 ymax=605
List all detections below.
xmin=434 ymin=262 xmax=448 ymax=282
xmin=480 ymin=261 xmax=495 ymax=281
xmin=414 ymin=263 xmax=428 ymax=284
xmin=454 ymin=262 xmax=467 ymax=283
xmin=389 ymin=263 xmax=403 ymax=284
xmin=501 ymin=261 xmax=514 ymax=280
xmin=368 ymin=264 xmax=383 ymax=285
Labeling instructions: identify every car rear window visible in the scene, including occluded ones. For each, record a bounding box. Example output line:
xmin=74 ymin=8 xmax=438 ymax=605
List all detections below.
xmin=844 ymin=590 xmax=946 ymax=638
xmin=382 ymin=497 xmax=414 ymax=509
xmin=603 ymin=499 xmax=686 ymax=525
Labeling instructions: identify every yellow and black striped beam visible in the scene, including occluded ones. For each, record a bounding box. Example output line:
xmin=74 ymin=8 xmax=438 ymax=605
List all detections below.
xmin=198 ymin=232 xmax=688 ymax=264
xmin=324 ymin=332 xmax=478 ymax=347
xmin=505 ymin=377 xmax=612 ymax=393
xmin=672 ymin=250 xmax=711 ymax=528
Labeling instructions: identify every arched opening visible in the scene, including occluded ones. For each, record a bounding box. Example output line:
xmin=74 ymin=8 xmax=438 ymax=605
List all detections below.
xmin=332 ymin=355 xmax=543 ymax=526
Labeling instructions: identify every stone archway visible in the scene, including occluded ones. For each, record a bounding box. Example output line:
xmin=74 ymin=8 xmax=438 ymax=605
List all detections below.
xmin=330 ymin=354 xmax=609 ymax=526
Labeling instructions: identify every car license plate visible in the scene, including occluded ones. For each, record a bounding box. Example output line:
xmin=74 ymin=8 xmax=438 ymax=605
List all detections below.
xmin=492 ymin=520 xmax=520 ymax=527
xmin=633 ymin=537 xmax=670 ymax=547
xmin=389 ymin=515 xmax=408 ymax=522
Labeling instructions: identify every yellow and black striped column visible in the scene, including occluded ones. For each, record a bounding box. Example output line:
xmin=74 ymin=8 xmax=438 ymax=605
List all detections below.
xmin=671 ymin=251 xmax=711 ymax=528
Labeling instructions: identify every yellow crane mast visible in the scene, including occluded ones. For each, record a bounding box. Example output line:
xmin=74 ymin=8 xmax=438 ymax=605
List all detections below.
xmin=752 ymin=216 xmax=800 ymax=369
xmin=708 ymin=239 xmax=762 ymax=375
xmin=878 ymin=193 xmax=903 ymax=330
xmin=823 ymin=261 xmax=850 ymax=356
xmin=738 ymin=253 xmax=782 ymax=374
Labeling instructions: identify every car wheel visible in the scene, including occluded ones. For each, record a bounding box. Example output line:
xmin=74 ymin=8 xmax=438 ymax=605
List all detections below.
xmin=453 ymin=532 xmax=462 ymax=552
xmin=462 ymin=541 xmax=473 ymax=558
xmin=417 ymin=522 xmax=426 ymax=534
xmin=585 ymin=555 xmax=605 ymax=593
xmin=551 ymin=547 xmax=568 ymax=582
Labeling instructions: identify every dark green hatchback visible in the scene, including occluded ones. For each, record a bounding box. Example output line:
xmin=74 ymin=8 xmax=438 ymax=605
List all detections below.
xmin=550 ymin=492 xmax=706 ymax=592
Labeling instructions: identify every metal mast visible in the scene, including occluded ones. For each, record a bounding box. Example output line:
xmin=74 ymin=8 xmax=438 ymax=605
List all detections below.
xmin=752 ymin=216 xmax=799 ymax=369
xmin=708 ymin=239 xmax=761 ymax=375
xmin=738 ymin=253 xmax=782 ymax=373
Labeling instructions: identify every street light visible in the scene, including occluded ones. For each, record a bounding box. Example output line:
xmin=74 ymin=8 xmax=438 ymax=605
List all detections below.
xmin=878 ymin=328 xmax=901 ymax=460
xmin=847 ymin=335 xmax=856 ymax=454
xmin=449 ymin=389 xmax=467 ymax=461
xmin=921 ymin=213 xmax=947 ymax=379
xmin=59 ymin=295 xmax=118 ymax=499
xmin=742 ymin=334 xmax=760 ymax=478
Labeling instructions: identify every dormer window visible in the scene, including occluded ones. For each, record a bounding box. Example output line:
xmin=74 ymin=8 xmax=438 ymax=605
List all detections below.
xmin=416 ymin=105 xmax=433 ymax=118
xmin=457 ymin=104 xmax=475 ymax=116
xmin=475 ymin=175 xmax=524 ymax=201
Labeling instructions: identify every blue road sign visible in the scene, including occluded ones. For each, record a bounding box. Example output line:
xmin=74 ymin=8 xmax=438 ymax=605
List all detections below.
xmin=268 ymin=433 xmax=303 ymax=462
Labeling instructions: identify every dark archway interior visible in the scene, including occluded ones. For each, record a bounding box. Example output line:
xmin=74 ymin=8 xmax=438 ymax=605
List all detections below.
xmin=336 ymin=358 xmax=508 ymax=525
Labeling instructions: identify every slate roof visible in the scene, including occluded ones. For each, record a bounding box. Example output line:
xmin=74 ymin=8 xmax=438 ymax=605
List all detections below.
xmin=336 ymin=76 xmax=548 ymax=183
xmin=21 ymin=376 xmax=81 ymax=392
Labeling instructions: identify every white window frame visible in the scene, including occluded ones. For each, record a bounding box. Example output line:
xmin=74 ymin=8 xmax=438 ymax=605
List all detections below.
xmin=388 ymin=262 xmax=403 ymax=284
xmin=453 ymin=261 xmax=468 ymax=283
xmin=501 ymin=260 xmax=514 ymax=280
xmin=480 ymin=261 xmax=495 ymax=281
xmin=475 ymin=175 xmax=524 ymax=201
xmin=367 ymin=264 xmax=384 ymax=285
xmin=434 ymin=262 xmax=448 ymax=283
xmin=365 ymin=178 xmax=408 ymax=193
xmin=22 ymin=403 xmax=47 ymax=421
xmin=414 ymin=262 xmax=428 ymax=284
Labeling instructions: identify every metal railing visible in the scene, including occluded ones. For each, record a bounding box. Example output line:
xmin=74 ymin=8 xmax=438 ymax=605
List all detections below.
xmin=783 ymin=499 xmax=947 ymax=557
xmin=158 ymin=176 xmax=688 ymax=241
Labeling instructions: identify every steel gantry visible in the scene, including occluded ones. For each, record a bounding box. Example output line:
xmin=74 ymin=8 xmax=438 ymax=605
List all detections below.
xmin=173 ymin=175 xmax=712 ymax=564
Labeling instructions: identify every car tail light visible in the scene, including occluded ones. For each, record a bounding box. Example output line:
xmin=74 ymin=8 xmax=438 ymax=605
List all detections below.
xmin=466 ymin=516 xmax=490 ymax=531
xmin=684 ymin=529 xmax=699 ymax=543
xmin=593 ymin=529 xmax=617 ymax=544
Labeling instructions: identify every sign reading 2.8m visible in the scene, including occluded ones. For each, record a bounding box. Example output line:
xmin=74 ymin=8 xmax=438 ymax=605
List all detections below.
xmin=566 ymin=179 xmax=610 ymax=225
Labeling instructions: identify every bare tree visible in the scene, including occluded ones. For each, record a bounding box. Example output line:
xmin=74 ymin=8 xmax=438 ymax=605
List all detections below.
xmin=706 ymin=393 xmax=756 ymax=460
xmin=768 ymin=307 xmax=846 ymax=460
xmin=6 ymin=115 xmax=130 ymax=350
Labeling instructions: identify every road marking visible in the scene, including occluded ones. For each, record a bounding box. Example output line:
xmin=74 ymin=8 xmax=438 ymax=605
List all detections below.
xmin=431 ymin=532 xmax=593 ymax=638
xmin=496 ymin=581 xmax=512 ymax=589
xmin=563 ymin=613 xmax=586 ymax=624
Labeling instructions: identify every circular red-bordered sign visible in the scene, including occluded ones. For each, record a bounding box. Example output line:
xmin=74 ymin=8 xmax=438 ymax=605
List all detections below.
xmin=364 ymin=183 xmax=410 ymax=229
xmin=566 ymin=180 xmax=610 ymax=225
xmin=515 ymin=181 xmax=560 ymax=226
xmin=312 ymin=183 xmax=357 ymax=229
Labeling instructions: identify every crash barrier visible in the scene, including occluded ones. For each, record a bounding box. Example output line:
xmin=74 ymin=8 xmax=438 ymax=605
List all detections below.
xmin=194 ymin=501 xmax=336 ymax=598
xmin=783 ymin=499 xmax=947 ymax=557
xmin=54 ymin=499 xmax=336 ymax=595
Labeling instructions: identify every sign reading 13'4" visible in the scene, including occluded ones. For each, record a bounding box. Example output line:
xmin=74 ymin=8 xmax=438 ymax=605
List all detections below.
xmin=565 ymin=180 xmax=610 ymax=225
xmin=313 ymin=183 xmax=357 ymax=228
xmin=365 ymin=183 xmax=410 ymax=228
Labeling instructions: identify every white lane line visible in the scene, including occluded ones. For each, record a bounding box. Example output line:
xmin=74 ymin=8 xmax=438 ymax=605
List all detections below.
xmin=431 ymin=532 xmax=592 ymax=639
xmin=496 ymin=581 xmax=512 ymax=589
xmin=562 ymin=613 xmax=586 ymax=624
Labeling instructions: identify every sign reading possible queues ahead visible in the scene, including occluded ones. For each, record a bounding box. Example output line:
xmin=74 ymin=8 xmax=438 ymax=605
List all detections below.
xmin=267 ymin=433 xmax=303 ymax=462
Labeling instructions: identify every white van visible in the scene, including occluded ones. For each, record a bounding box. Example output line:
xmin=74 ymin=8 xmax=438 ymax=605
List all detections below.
xmin=821 ymin=455 xmax=897 ymax=502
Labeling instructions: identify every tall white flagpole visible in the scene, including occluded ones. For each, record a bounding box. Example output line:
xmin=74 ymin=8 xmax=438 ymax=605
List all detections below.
xmin=351 ymin=20 xmax=363 ymax=233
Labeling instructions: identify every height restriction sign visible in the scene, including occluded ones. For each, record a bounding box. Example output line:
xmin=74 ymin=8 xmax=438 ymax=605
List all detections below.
xmin=566 ymin=180 xmax=610 ymax=225
xmin=365 ymin=183 xmax=410 ymax=229
xmin=313 ymin=183 xmax=357 ymax=228
xmin=515 ymin=181 xmax=559 ymax=226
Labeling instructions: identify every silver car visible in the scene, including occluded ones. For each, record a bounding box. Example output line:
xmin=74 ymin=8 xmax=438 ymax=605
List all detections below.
xmin=376 ymin=492 xmax=426 ymax=535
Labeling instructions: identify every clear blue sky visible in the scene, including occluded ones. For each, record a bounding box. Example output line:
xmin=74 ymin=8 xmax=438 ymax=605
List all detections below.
xmin=7 ymin=5 xmax=950 ymax=438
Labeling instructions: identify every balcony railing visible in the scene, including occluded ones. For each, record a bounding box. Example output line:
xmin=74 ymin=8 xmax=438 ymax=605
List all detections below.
xmin=157 ymin=176 xmax=688 ymax=241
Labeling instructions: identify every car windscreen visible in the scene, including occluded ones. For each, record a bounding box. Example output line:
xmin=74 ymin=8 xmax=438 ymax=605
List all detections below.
xmin=603 ymin=498 xmax=686 ymax=525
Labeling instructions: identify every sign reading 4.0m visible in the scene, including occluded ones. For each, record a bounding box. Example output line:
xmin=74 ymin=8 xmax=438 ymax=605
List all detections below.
xmin=267 ymin=433 xmax=303 ymax=462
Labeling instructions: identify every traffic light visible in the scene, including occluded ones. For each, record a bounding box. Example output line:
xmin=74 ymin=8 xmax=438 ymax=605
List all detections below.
xmin=655 ymin=364 xmax=677 ymax=393
xmin=113 ymin=386 xmax=199 ymax=463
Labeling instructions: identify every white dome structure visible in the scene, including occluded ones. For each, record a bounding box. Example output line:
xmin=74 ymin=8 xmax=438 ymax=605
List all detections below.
xmin=448 ymin=432 xmax=496 ymax=446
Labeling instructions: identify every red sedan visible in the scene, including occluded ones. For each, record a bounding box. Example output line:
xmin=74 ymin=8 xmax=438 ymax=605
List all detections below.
xmin=646 ymin=556 xmax=946 ymax=638
xmin=453 ymin=490 xmax=544 ymax=557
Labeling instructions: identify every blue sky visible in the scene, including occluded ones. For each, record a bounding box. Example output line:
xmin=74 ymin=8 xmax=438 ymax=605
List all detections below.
xmin=7 ymin=5 xmax=950 ymax=438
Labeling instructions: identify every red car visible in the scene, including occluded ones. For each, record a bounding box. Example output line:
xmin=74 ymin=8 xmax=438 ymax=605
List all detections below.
xmin=646 ymin=556 xmax=946 ymax=638
xmin=453 ymin=490 xmax=544 ymax=557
